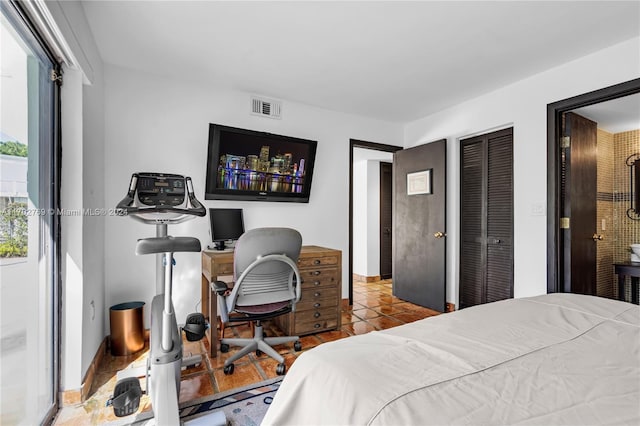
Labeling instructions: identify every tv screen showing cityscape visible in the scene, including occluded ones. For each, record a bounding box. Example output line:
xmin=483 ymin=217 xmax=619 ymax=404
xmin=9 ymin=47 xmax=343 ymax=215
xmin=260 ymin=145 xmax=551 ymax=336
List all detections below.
xmin=205 ymin=124 xmax=317 ymax=202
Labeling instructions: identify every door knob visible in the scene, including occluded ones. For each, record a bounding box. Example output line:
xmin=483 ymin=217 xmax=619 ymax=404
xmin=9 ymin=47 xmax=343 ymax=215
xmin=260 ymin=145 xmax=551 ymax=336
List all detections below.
xmin=434 ymin=231 xmax=446 ymax=239
xmin=592 ymin=234 xmax=604 ymax=241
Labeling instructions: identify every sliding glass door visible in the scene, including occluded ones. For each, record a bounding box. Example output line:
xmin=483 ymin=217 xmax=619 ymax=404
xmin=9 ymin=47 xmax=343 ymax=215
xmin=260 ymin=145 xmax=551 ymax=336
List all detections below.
xmin=1 ymin=2 xmax=60 ymax=424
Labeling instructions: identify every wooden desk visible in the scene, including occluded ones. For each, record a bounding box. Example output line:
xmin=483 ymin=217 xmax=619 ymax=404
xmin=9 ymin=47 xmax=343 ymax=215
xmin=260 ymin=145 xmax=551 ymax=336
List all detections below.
xmin=202 ymin=245 xmax=342 ymax=357
xmin=614 ymin=262 xmax=640 ymax=305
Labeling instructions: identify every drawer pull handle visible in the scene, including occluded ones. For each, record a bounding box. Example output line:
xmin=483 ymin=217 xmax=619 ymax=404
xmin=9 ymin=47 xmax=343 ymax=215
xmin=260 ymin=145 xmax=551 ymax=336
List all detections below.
xmin=314 ymin=281 xmax=320 ymax=286
xmin=314 ymin=323 xmax=321 ymax=329
xmin=313 ymin=271 xmax=321 ymax=276
xmin=314 ymin=312 xmax=321 ymax=318
xmin=314 ymin=259 xmax=321 ymax=265
xmin=314 ymin=292 xmax=321 ymax=297
xmin=313 ymin=303 xmax=321 ymax=308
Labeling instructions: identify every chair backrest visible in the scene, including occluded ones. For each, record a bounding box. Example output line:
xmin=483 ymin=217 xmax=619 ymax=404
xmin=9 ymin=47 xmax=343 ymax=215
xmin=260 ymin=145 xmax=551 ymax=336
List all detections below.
xmin=227 ymin=227 xmax=302 ymax=310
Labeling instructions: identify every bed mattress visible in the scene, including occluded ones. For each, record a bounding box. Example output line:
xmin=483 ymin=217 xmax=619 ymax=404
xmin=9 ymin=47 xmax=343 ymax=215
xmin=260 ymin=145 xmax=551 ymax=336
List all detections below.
xmin=262 ymin=293 xmax=640 ymax=425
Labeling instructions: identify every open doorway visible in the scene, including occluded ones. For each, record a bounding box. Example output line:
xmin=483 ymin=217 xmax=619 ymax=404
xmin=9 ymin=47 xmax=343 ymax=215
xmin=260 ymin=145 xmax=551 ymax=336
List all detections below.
xmin=349 ymin=140 xmax=402 ymax=304
xmin=547 ymin=78 xmax=640 ymax=302
xmin=570 ymin=96 xmax=640 ymax=300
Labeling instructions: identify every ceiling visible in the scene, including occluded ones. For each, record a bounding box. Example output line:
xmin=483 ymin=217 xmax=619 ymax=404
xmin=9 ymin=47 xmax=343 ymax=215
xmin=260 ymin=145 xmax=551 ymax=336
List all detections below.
xmin=81 ymin=1 xmax=640 ymax=123
xmin=572 ymin=93 xmax=640 ymax=134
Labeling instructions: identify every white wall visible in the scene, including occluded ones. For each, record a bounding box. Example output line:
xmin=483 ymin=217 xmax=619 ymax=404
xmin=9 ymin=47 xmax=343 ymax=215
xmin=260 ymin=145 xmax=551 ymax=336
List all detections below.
xmin=103 ymin=64 xmax=403 ymax=328
xmin=352 ymin=148 xmax=393 ymax=277
xmin=404 ymin=36 xmax=640 ymax=308
xmin=46 ymin=0 xmax=105 ymax=391
xmin=365 ymin=160 xmax=381 ymax=277
xmin=352 ymin=158 xmax=367 ymax=275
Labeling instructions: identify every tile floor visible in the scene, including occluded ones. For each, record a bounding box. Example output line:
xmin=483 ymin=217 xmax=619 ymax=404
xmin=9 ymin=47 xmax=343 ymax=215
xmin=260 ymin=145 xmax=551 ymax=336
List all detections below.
xmin=53 ymin=279 xmax=440 ymax=425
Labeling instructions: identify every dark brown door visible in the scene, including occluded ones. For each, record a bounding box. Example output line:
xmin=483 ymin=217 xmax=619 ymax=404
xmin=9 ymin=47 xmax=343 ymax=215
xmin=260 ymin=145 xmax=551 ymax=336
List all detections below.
xmin=380 ymin=162 xmax=393 ymax=279
xmin=562 ymin=112 xmax=598 ymax=295
xmin=393 ymin=140 xmax=446 ymax=312
xmin=460 ymin=128 xmax=513 ymax=309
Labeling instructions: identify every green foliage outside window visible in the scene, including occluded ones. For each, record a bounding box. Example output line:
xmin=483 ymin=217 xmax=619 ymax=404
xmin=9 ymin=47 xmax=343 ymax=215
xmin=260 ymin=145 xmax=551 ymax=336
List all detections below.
xmin=0 ymin=141 xmax=28 ymax=157
xmin=0 ymin=201 xmax=28 ymax=257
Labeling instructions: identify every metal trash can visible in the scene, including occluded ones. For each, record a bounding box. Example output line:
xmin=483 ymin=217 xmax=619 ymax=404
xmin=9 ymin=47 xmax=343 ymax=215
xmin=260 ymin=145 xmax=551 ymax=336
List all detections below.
xmin=109 ymin=301 xmax=145 ymax=356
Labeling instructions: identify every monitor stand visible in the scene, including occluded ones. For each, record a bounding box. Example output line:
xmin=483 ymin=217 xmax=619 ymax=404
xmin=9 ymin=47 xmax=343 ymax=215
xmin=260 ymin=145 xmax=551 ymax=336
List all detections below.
xmin=213 ymin=241 xmax=226 ymax=251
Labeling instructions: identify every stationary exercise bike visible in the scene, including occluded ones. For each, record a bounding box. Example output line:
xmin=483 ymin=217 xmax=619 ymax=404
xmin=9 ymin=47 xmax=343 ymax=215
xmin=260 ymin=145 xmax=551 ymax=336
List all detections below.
xmin=110 ymin=172 xmax=226 ymax=426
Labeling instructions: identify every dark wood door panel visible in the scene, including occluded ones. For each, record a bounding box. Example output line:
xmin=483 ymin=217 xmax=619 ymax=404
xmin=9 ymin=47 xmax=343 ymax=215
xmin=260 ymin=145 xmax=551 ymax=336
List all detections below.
xmin=563 ymin=112 xmax=597 ymax=295
xmin=393 ymin=140 xmax=446 ymax=312
xmin=380 ymin=162 xmax=393 ymax=279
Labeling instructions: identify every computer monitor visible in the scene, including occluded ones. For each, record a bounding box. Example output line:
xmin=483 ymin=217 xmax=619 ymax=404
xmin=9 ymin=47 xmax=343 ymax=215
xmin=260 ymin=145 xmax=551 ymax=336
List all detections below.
xmin=209 ymin=208 xmax=244 ymax=250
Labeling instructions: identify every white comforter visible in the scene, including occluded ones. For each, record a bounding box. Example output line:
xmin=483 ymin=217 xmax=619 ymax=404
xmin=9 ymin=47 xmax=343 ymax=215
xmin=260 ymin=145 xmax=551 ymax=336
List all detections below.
xmin=262 ymin=294 xmax=640 ymax=425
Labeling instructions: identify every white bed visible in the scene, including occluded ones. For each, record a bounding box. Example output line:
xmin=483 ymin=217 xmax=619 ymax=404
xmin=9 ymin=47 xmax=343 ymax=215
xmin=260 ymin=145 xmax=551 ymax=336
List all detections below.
xmin=262 ymin=293 xmax=640 ymax=425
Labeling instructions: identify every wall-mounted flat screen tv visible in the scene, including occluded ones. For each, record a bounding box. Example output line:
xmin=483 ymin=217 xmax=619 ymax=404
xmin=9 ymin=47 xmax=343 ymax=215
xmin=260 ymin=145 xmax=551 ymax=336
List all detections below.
xmin=205 ymin=124 xmax=318 ymax=202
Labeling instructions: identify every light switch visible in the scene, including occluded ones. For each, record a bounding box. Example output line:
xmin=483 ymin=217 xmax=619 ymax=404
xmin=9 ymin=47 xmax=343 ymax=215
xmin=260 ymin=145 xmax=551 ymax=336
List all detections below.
xmin=531 ymin=203 xmax=545 ymax=216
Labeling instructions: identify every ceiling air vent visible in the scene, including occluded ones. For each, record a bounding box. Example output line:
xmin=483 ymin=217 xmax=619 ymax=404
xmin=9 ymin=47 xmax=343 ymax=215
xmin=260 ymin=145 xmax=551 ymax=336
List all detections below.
xmin=251 ymin=96 xmax=282 ymax=119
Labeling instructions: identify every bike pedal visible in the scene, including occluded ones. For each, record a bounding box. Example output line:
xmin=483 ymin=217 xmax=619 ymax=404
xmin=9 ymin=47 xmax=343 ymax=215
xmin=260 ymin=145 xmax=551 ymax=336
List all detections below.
xmin=183 ymin=313 xmax=207 ymax=341
xmin=109 ymin=377 xmax=142 ymax=417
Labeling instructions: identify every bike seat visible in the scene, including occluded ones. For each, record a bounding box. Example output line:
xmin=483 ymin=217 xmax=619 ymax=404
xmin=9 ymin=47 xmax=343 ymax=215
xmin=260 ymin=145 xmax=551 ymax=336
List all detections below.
xmin=136 ymin=236 xmax=201 ymax=255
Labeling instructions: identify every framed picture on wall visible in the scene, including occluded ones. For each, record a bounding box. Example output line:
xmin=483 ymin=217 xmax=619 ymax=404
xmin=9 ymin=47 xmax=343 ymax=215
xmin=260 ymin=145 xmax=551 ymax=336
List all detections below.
xmin=407 ymin=170 xmax=432 ymax=195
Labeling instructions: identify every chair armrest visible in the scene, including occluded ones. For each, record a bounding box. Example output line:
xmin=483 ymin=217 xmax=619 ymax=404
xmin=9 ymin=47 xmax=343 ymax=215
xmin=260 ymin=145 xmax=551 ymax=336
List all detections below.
xmin=212 ymin=280 xmax=230 ymax=295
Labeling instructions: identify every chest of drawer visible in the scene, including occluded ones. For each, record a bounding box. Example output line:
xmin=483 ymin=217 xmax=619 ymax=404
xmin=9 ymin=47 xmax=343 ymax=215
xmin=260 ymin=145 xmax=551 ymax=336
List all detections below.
xmin=273 ymin=246 xmax=342 ymax=337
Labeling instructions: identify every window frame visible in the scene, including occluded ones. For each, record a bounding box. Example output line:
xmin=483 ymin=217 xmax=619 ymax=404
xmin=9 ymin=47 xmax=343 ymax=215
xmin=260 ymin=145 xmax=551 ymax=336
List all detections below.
xmin=1 ymin=1 xmax=62 ymax=423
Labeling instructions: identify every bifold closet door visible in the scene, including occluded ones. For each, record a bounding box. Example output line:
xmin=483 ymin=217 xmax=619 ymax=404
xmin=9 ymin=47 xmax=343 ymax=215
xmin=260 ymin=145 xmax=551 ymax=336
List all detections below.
xmin=460 ymin=128 xmax=513 ymax=309
xmin=460 ymin=140 xmax=485 ymax=308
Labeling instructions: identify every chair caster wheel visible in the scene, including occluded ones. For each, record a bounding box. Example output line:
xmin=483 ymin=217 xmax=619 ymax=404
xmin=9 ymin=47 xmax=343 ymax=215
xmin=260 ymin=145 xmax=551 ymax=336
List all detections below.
xmin=276 ymin=363 xmax=286 ymax=375
xmin=294 ymin=341 xmax=302 ymax=351
xmin=223 ymin=364 xmax=234 ymax=375
xmin=256 ymin=349 xmax=263 ymax=357
xmin=220 ymin=343 xmax=229 ymax=353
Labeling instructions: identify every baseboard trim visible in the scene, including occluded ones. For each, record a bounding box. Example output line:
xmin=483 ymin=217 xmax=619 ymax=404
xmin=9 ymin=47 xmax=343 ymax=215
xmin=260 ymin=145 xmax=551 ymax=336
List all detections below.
xmin=60 ymin=336 xmax=108 ymax=406
xmin=59 ymin=329 xmax=152 ymax=407
xmin=353 ymin=274 xmax=382 ymax=283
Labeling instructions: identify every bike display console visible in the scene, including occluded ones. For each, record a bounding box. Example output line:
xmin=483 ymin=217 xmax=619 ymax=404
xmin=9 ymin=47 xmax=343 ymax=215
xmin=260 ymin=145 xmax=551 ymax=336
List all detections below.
xmin=117 ymin=172 xmax=206 ymax=223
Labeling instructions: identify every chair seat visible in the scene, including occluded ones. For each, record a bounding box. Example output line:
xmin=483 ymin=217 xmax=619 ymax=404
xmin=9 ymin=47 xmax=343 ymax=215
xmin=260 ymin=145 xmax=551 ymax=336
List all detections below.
xmin=235 ymin=301 xmax=289 ymax=315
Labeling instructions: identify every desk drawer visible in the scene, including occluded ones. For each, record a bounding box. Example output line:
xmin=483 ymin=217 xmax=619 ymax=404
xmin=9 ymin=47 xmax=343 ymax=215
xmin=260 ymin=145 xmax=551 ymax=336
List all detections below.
xmin=296 ymin=297 xmax=338 ymax=312
xmin=301 ymin=286 xmax=338 ymax=302
xmin=295 ymin=306 xmax=336 ymax=323
xmin=294 ymin=315 xmax=339 ymax=335
xmin=214 ymin=262 xmax=234 ymax=276
xmin=298 ymin=255 xmax=339 ymax=269
xmin=299 ymin=269 xmax=338 ymax=289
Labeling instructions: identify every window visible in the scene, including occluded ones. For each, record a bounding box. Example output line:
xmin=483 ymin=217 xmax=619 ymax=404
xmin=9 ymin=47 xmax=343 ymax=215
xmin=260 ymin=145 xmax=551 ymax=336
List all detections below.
xmin=0 ymin=2 xmax=60 ymax=423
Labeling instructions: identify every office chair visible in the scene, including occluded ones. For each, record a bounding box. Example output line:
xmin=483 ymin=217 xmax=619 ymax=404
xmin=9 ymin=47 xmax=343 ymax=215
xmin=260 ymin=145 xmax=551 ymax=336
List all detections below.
xmin=213 ymin=227 xmax=303 ymax=375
